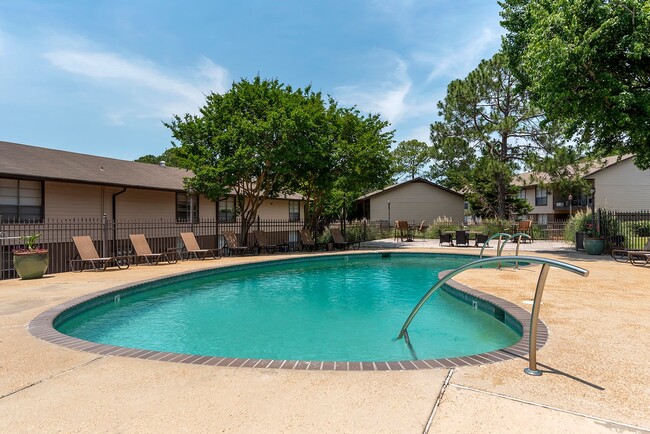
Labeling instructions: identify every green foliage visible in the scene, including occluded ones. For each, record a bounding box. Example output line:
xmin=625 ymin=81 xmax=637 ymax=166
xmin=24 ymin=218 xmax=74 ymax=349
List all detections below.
xmin=478 ymin=219 xmax=512 ymax=236
xmin=500 ymin=0 xmax=650 ymax=169
xmin=135 ymin=148 xmax=183 ymax=167
xmin=429 ymin=52 xmax=562 ymax=219
xmin=16 ymin=233 xmax=44 ymax=253
xmin=564 ymin=210 xmax=593 ymax=242
xmin=392 ymin=139 xmax=431 ymax=180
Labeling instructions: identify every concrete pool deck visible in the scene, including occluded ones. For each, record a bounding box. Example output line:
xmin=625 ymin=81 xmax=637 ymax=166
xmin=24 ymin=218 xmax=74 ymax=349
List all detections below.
xmin=0 ymin=240 xmax=648 ymax=433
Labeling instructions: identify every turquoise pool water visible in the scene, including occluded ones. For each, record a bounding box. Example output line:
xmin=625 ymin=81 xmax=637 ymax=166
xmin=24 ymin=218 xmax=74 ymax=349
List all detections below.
xmin=57 ymin=254 xmax=521 ymax=362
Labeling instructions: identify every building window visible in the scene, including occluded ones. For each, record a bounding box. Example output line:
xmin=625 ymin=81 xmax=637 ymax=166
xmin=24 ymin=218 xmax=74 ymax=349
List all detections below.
xmin=176 ymin=192 xmax=199 ymax=223
xmin=519 ymin=188 xmax=526 ymax=200
xmin=0 ymin=178 xmax=43 ymax=222
xmin=218 ymin=197 xmax=236 ymax=222
xmin=535 ymin=187 xmax=547 ymax=206
xmin=289 ymin=201 xmax=300 ymax=222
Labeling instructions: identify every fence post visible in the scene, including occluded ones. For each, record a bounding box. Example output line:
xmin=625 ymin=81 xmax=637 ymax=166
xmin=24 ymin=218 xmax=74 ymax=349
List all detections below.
xmin=102 ymin=213 xmax=108 ymax=257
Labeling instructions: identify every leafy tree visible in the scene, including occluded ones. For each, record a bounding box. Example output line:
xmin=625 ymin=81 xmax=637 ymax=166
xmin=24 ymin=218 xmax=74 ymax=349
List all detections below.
xmin=392 ymin=139 xmax=431 ymax=180
xmin=295 ymin=102 xmax=394 ymax=228
xmin=135 ymin=148 xmax=182 ymax=167
xmin=429 ymin=52 xmax=556 ymax=219
xmin=165 ymin=76 xmax=316 ymax=242
xmin=500 ymin=0 xmax=650 ymax=168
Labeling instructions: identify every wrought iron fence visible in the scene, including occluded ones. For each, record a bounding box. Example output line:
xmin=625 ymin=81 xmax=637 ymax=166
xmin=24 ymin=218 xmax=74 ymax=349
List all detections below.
xmin=598 ymin=209 xmax=650 ymax=250
xmin=0 ymin=217 xmax=305 ymax=280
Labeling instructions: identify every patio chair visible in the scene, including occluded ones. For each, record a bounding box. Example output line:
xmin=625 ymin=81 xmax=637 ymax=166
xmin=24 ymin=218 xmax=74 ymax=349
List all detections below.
xmin=628 ymin=251 xmax=650 ymax=266
xmin=394 ymin=220 xmax=410 ymax=241
xmin=438 ymin=230 xmax=453 ymax=246
xmin=298 ymin=229 xmax=324 ymax=251
xmin=611 ymin=239 xmax=650 ymax=263
xmin=222 ymin=231 xmax=253 ymax=256
xmin=252 ymin=230 xmax=279 ymax=254
xmin=330 ymin=228 xmax=360 ymax=250
xmin=129 ymin=234 xmax=177 ymax=265
xmin=474 ymin=233 xmax=489 ymax=247
xmin=180 ymin=232 xmax=221 ymax=260
xmin=511 ymin=220 xmax=533 ymax=243
xmin=70 ymin=236 xmax=130 ymax=272
xmin=415 ymin=220 xmax=428 ymax=241
xmin=455 ymin=230 xmax=470 ymax=247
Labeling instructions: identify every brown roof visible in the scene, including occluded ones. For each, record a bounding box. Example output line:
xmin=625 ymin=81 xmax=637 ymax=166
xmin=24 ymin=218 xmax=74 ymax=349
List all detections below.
xmin=513 ymin=155 xmax=635 ymax=187
xmin=357 ymin=177 xmax=463 ymax=200
xmin=0 ymin=140 xmax=306 ymax=199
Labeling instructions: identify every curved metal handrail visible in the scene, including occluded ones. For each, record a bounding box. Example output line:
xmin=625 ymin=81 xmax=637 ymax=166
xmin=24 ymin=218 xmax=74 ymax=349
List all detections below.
xmin=508 ymin=233 xmax=532 ymax=269
xmin=479 ymin=233 xmax=512 ymax=259
xmin=396 ymin=255 xmax=589 ymax=376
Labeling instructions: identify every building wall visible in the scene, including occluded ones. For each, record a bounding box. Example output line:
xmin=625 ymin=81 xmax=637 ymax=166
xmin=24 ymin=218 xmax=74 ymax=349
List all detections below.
xmin=114 ymin=189 xmax=176 ymax=220
xmin=592 ymin=158 xmax=650 ymax=211
xmin=199 ymin=196 xmax=216 ymax=220
xmin=368 ymin=182 xmax=464 ymax=224
xmin=44 ymin=182 xmax=105 ymax=219
xmin=40 ymin=181 xmax=306 ymax=221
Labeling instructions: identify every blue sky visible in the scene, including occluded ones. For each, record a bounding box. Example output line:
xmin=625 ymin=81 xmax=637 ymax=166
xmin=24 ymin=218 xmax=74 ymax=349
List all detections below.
xmin=0 ymin=1 xmax=504 ymax=161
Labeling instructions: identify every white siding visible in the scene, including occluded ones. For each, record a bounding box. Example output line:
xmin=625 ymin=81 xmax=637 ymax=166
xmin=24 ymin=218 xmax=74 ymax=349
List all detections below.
xmin=592 ymin=159 xmax=650 ymax=211
xmin=368 ymin=181 xmax=464 ymax=224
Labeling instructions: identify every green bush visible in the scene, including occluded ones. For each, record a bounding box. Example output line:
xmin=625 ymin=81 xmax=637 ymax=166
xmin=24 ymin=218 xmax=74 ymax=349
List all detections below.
xmin=563 ymin=210 xmax=592 ymax=243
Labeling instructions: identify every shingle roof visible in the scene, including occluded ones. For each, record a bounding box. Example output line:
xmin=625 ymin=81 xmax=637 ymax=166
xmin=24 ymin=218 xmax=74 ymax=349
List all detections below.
xmin=357 ymin=177 xmax=463 ymax=200
xmin=513 ymin=155 xmax=635 ymax=186
xmin=1 ymin=140 xmax=191 ymax=191
xmin=0 ymin=140 xmax=306 ymax=200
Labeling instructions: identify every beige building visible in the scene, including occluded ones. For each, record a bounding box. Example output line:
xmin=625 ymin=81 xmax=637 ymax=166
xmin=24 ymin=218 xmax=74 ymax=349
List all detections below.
xmin=356 ymin=178 xmax=464 ymax=225
xmin=514 ymin=155 xmax=650 ymax=223
xmin=0 ymin=141 xmax=306 ymax=224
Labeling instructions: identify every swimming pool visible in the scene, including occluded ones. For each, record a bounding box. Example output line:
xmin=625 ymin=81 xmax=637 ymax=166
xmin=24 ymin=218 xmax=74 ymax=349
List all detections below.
xmin=53 ymin=253 xmax=523 ymax=363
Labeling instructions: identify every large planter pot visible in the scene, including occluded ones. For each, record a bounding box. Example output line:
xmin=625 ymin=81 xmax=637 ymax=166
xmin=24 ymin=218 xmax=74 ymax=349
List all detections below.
xmin=13 ymin=252 xmax=49 ymax=279
xmin=583 ymin=238 xmax=606 ymax=255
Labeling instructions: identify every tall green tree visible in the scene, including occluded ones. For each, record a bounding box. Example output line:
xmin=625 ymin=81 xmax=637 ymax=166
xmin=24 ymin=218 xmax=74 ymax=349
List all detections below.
xmin=392 ymin=139 xmax=431 ymax=180
xmin=295 ymin=102 xmax=394 ymax=228
xmin=429 ymin=52 xmax=557 ymax=219
xmin=165 ymin=76 xmax=315 ymax=242
xmin=500 ymin=0 xmax=650 ymax=168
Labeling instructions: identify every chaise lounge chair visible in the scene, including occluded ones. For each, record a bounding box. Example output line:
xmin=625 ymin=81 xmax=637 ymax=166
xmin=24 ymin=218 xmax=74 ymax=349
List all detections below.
xmin=298 ymin=229 xmax=323 ymax=251
xmin=252 ymin=230 xmax=279 ymax=254
xmin=129 ymin=234 xmax=177 ymax=265
xmin=330 ymin=228 xmax=360 ymax=250
xmin=611 ymin=240 xmax=650 ymax=264
xmin=180 ymin=232 xmax=221 ymax=260
xmin=70 ymin=235 xmax=130 ymax=272
xmin=222 ymin=231 xmax=252 ymax=256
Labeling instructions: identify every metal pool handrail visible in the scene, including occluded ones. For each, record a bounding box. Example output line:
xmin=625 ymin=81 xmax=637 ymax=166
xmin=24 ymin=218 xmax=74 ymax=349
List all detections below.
xmin=479 ymin=233 xmax=512 ymax=259
xmin=396 ymin=256 xmax=589 ymax=376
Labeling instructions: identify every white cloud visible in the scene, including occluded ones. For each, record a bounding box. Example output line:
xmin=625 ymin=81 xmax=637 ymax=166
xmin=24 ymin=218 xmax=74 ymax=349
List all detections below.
xmin=335 ymin=57 xmax=412 ymax=123
xmin=419 ymin=26 xmax=502 ymax=82
xmin=44 ymin=48 xmax=229 ymax=119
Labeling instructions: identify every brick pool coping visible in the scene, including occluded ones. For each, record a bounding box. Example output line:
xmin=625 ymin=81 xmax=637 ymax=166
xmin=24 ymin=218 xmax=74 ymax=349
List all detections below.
xmin=28 ymin=260 xmax=547 ymax=371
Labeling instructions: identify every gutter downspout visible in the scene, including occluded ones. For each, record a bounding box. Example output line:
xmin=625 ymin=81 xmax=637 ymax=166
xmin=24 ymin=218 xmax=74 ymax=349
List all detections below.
xmin=112 ymin=188 xmax=127 ymax=255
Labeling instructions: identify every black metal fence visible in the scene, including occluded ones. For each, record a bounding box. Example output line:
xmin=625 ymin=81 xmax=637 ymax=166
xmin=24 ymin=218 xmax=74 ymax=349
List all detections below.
xmin=0 ymin=217 xmax=305 ymax=280
xmin=598 ymin=209 xmax=650 ymax=250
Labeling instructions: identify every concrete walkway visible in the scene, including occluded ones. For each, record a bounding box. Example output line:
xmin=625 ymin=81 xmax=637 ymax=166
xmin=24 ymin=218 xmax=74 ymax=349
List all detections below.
xmin=0 ymin=240 xmax=648 ymax=433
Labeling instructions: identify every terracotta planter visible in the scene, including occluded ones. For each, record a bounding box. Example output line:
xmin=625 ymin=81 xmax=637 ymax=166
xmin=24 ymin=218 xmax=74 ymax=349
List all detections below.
xmin=13 ymin=252 xmax=49 ymax=279
xmin=583 ymin=238 xmax=606 ymax=255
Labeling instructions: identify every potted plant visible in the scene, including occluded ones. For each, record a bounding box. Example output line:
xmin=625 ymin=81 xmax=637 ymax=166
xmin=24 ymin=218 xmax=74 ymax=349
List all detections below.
xmin=583 ymin=220 xmax=606 ymax=255
xmin=13 ymin=233 xmax=49 ymax=279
